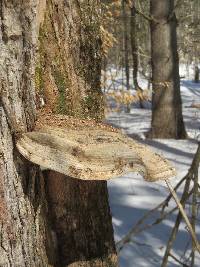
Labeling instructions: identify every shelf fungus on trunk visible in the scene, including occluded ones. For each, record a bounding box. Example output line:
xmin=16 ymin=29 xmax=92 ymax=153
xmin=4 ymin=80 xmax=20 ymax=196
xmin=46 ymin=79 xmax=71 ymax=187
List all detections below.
xmin=16 ymin=124 xmax=176 ymax=182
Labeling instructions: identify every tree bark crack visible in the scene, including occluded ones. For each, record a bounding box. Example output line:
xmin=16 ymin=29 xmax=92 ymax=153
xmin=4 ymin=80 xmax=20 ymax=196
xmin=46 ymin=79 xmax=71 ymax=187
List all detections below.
xmin=0 ymin=1 xmax=8 ymax=43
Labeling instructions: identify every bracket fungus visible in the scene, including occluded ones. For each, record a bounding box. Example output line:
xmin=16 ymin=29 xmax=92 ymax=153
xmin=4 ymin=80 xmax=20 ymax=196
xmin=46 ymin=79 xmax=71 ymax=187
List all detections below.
xmin=17 ymin=117 xmax=200 ymax=252
xmin=16 ymin=124 xmax=176 ymax=182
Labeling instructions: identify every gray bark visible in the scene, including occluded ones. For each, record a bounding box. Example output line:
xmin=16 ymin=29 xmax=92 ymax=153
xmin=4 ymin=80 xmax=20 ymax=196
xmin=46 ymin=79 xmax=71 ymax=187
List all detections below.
xmin=0 ymin=1 xmax=52 ymax=266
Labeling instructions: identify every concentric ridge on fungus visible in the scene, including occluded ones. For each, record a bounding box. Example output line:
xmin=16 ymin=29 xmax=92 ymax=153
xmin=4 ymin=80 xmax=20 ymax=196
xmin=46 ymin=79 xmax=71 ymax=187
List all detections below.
xmin=17 ymin=118 xmax=176 ymax=182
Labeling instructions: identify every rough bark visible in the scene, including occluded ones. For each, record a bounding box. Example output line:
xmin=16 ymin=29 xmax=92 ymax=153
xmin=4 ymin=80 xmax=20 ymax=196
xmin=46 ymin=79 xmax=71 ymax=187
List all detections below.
xmin=149 ymin=0 xmax=187 ymax=139
xmin=0 ymin=1 xmax=53 ymax=266
xmin=45 ymin=172 xmax=117 ymax=267
xmin=36 ymin=0 xmax=104 ymax=120
xmin=0 ymin=0 xmax=118 ymax=266
xmin=37 ymin=0 xmax=118 ymax=266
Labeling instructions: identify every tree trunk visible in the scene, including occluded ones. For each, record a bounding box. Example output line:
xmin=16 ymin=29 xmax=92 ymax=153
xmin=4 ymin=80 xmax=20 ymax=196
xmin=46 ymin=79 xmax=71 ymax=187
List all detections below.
xmin=194 ymin=66 xmax=199 ymax=83
xmin=130 ymin=5 xmax=140 ymax=91
xmin=122 ymin=0 xmax=130 ymax=112
xmin=121 ymin=0 xmax=130 ymax=91
xmin=130 ymin=4 xmax=144 ymax=108
xmin=0 ymin=1 xmax=53 ymax=266
xmin=0 ymin=0 xmax=118 ymax=266
xmin=193 ymin=0 xmax=199 ymax=83
xmin=149 ymin=0 xmax=187 ymax=139
xmin=45 ymin=172 xmax=117 ymax=267
xmin=39 ymin=1 xmax=118 ymax=265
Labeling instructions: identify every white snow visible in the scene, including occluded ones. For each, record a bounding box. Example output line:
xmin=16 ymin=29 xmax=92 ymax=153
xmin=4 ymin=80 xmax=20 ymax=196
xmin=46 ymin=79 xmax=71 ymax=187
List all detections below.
xmin=105 ymin=65 xmax=200 ymax=266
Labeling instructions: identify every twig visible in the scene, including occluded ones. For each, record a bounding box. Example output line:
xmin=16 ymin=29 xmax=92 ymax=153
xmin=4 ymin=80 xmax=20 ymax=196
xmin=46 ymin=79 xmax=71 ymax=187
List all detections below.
xmin=165 ymin=179 xmax=200 ymax=254
xmin=161 ymin=176 xmax=192 ymax=267
xmin=116 ymin=190 xmax=193 ymax=252
xmin=161 ymin=175 xmax=187 ymax=213
xmin=116 ymin=146 xmax=200 ymax=258
xmin=116 ymin=175 xmax=189 ymax=252
xmin=169 ymin=252 xmax=190 ymax=267
xmin=162 ymin=143 xmax=200 ymax=267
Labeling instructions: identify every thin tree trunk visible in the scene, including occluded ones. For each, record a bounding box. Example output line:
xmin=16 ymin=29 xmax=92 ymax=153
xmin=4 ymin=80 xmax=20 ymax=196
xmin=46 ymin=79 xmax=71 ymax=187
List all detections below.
xmin=149 ymin=0 xmax=187 ymax=139
xmin=122 ymin=0 xmax=130 ymax=90
xmin=122 ymin=0 xmax=130 ymax=112
xmin=130 ymin=5 xmax=140 ymax=90
xmin=193 ymin=0 xmax=199 ymax=83
xmin=194 ymin=66 xmax=199 ymax=83
xmin=130 ymin=4 xmax=144 ymax=108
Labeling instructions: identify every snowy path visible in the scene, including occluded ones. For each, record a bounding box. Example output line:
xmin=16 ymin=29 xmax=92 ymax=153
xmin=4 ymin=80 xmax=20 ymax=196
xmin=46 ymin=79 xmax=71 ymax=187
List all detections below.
xmin=106 ymin=74 xmax=200 ymax=266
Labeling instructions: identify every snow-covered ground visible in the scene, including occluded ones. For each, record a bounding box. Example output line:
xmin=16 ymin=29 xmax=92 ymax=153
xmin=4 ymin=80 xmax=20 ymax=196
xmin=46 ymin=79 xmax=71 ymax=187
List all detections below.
xmin=105 ymin=65 xmax=200 ymax=266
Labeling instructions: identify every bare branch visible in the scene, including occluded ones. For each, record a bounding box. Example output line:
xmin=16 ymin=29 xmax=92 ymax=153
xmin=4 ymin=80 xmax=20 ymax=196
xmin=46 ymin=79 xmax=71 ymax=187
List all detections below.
xmin=165 ymin=179 xmax=200 ymax=254
xmin=169 ymin=252 xmax=190 ymax=267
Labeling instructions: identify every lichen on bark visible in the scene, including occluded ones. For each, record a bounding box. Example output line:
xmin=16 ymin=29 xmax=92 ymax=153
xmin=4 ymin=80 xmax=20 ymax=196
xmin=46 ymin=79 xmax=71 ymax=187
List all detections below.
xmin=37 ymin=0 xmax=104 ymax=120
xmin=36 ymin=1 xmax=118 ymax=266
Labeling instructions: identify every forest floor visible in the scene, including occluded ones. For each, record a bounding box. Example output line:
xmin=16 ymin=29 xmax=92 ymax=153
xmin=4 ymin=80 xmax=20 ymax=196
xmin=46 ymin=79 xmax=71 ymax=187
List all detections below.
xmin=105 ymin=65 xmax=200 ymax=267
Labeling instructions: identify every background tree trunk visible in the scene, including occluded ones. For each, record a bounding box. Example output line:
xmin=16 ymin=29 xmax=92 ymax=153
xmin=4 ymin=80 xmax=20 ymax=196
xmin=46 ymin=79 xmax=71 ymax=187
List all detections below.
xmin=130 ymin=4 xmax=144 ymax=108
xmin=194 ymin=66 xmax=199 ymax=83
xmin=193 ymin=0 xmax=199 ymax=83
xmin=149 ymin=0 xmax=187 ymax=139
xmin=121 ymin=0 xmax=130 ymax=112
xmin=0 ymin=0 xmax=118 ymax=266
xmin=130 ymin=5 xmax=140 ymax=91
xmin=121 ymin=0 xmax=130 ymax=91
